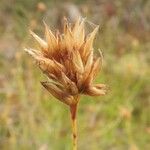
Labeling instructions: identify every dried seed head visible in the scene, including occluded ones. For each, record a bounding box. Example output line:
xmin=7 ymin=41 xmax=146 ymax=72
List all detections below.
xmin=25 ymin=18 xmax=107 ymax=105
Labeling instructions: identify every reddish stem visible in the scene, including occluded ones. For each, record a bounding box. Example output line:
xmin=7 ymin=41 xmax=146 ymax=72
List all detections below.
xmin=70 ymin=104 xmax=78 ymax=150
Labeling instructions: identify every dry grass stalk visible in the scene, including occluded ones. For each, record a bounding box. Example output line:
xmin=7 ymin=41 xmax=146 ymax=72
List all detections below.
xmin=25 ymin=18 xmax=106 ymax=150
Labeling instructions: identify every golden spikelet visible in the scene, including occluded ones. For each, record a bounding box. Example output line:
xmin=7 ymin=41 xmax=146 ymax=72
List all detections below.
xmin=25 ymin=18 xmax=106 ymax=106
xmin=25 ymin=18 xmax=107 ymax=150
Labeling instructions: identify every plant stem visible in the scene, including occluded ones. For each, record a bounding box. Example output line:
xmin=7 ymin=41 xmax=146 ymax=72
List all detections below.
xmin=70 ymin=103 xmax=78 ymax=150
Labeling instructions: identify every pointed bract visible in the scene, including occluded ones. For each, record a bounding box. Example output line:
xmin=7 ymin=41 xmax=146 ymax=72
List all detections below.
xmin=82 ymin=26 xmax=99 ymax=58
xmin=30 ymin=30 xmax=48 ymax=50
xmin=41 ymin=81 xmax=75 ymax=105
xmin=43 ymin=21 xmax=57 ymax=52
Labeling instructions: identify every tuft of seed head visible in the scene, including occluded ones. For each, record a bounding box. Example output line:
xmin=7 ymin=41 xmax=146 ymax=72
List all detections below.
xmin=25 ymin=18 xmax=107 ymax=106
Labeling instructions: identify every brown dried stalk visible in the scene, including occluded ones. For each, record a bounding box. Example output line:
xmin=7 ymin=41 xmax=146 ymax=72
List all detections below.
xmin=25 ymin=18 xmax=106 ymax=150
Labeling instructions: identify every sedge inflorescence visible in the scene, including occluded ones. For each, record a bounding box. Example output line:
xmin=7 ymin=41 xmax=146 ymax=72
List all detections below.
xmin=25 ymin=18 xmax=106 ymax=106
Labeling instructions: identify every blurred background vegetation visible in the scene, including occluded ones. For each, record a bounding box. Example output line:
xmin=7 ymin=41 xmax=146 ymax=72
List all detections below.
xmin=0 ymin=0 xmax=149 ymax=149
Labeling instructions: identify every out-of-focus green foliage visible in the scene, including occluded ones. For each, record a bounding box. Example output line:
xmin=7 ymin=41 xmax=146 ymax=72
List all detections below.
xmin=0 ymin=0 xmax=149 ymax=149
